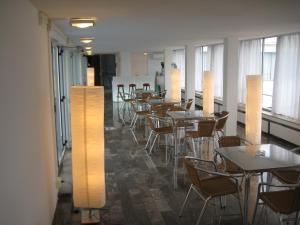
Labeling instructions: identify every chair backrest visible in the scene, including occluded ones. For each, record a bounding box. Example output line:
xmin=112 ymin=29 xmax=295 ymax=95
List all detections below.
xmin=215 ymin=111 xmax=229 ymax=131
xmin=196 ymin=120 xmax=217 ymax=137
xmin=146 ymin=116 xmax=156 ymax=130
xmin=218 ymin=136 xmax=241 ymax=147
xmin=291 ymin=186 xmax=300 ymax=212
xmin=184 ymin=158 xmax=202 ymax=187
xmin=186 ymin=98 xmax=193 ymax=110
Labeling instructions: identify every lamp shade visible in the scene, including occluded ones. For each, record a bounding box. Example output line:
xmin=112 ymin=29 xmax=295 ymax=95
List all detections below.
xmin=87 ymin=67 xmax=95 ymax=86
xmin=170 ymin=68 xmax=181 ymax=101
xmin=246 ymin=75 xmax=262 ymax=145
xmin=203 ymin=71 xmax=214 ymax=115
xmin=70 ymin=86 xmax=105 ymax=209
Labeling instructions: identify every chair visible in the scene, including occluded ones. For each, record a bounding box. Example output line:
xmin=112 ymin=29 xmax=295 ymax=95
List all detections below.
xmin=129 ymin=101 xmax=149 ymax=144
xmin=216 ymin=136 xmax=250 ymax=175
xmin=117 ymin=84 xmax=124 ymax=102
xmin=129 ymin=83 xmax=136 ymax=97
xmin=185 ymin=119 xmax=217 ymax=157
xmin=179 ymin=157 xmax=243 ymax=225
xmin=145 ymin=115 xmax=174 ymax=163
xmin=214 ymin=111 xmax=229 ymax=140
xmin=252 ymin=182 xmax=300 ymax=225
xmin=185 ymin=98 xmax=194 ymax=110
xmin=119 ymin=92 xmax=135 ymax=124
xmin=143 ymin=83 xmax=150 ymax=90
xmin=270 ymin=147 xmax=300 ymax=185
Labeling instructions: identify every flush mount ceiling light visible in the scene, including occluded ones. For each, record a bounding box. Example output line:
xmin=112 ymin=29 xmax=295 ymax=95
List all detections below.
xmin=70 ymin=18 xmax=95 ymax=28
xmin=80 ymin=37 xmax=94 ymax=44
xmin=86 ymin=50 xmax=92 ymax=56
xmin=84 ymin=46 xmax=92 ymax=50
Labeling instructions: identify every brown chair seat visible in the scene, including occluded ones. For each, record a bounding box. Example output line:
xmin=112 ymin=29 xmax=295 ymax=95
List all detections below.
xmin=271 ymin=170 xmax=300 ymax=184
xmin=136 ymin=110 xmax=149 ymax=116
xmin=200 ymin=176 xmax=238 ymax=197
xmin=153 ymin=126 xmax=173 ymax=134
xmin=217 ymin=160 xmax=243 ymax=174
xmin=260 ymin=190 xmax=299 ymax=214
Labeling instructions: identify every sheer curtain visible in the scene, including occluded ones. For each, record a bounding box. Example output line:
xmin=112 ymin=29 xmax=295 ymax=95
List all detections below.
xmin=238 ymin=39 xmax=262 ymax=103
xmin=211 ymin=44 xmax=224 ymax=98
xmin=172 ymin=49 xmax=186 ymax=89
xmin=195 ymin=47 xmax=202 ymax=91
xmin=272 ymin=33 xmax=300 ymax=119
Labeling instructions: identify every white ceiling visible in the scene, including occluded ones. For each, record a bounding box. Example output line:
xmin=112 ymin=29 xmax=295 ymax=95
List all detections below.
xmin=31 ymin=0 xmax=300 ymax=53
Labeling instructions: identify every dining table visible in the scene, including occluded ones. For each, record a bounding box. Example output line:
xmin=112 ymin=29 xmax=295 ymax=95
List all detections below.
xmin=215 ymin=144 xmax=300 ymax=225
xmin=167 ymin=110 xmax=215 ymax=189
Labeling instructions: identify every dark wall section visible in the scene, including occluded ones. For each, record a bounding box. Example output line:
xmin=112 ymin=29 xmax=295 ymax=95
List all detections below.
xmin=87 ymin=54 xmax=116 ymax=89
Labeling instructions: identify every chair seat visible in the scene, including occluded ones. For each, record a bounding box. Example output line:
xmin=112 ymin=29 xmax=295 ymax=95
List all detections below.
xmin=154 ymin=126 xmax=173 ymax=134
xmin=271 ymin=170 xmax=300 ymax=184
xmin=186 ymin=131 xmax=212 ymax=139
xmin=199 ymin=176 xmax=238 ymax=197
xmin=217 ymin=160 xmax=243 ymax=174
xmin=136 ymin=111 xmax=149 ymax=116
xmin=260 ymin=190 xmax=299 ymax=214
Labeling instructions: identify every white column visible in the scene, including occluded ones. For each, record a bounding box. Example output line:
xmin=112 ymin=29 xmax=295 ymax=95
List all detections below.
xmin=223 ymin=37 xmax=239 ymax=135
xmin=185 ymin=44 xmax=195 ymax=109
xmin=164 ymin=47 xmax=173 ymax=99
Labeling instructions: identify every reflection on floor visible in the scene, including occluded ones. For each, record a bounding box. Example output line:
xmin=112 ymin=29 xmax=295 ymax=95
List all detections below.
xmin=53 ymin=92 xmax=297 ymax=225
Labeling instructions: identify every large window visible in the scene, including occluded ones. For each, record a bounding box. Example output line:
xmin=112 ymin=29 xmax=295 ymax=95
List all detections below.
xmin=195 ymin=44 xmax=223 ymax=98
xmin=238 ymin=37 xmax=277 ymax=109
xmin=262 ymin=37 xmax=277 ymax=108
xmin=172 ymin=49 xmax=185 ymax=89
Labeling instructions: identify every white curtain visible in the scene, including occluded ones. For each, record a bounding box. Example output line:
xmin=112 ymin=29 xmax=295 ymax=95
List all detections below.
xmin=172 ymin=49 xmax=186 ymax=89
xmin=272 ymin=33 xmax=300 ymax=119
xmin=195 ymin=47 xmax=202 ymax=91
xmin=211 ymin=44 xmax=224 ymax=98
xmin=238 ymin=39 xmax=262 ymax=103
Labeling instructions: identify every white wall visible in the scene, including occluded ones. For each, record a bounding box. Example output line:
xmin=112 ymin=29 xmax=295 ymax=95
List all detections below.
xmin=0 ymin=0 xmax=57 ymax=225
xmin=148 ymin=53 xmax=163 ymax=77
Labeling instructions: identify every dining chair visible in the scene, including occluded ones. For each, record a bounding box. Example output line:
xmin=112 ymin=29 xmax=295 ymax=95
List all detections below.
xmin=129 ymin=101 xmax=150 ymax=144
xmin=185 ymin=98 xmax=193 ymax=110
xmin=252 ymin=181 xmax=300 ymax=225
xmin=214 ymin=111 xmax=229 ymax=142
xmin=270 ymin=147 xmax=300 ymax=185
xmin=185 ymin=119 xmax=217 ymax=157
xmin=216 ymin=136 xmax=252 ymax=175
xmin=145 ymin=115 xmax=174 ymax=163
xmin=179 ymin=156 xmax=243 ymax=225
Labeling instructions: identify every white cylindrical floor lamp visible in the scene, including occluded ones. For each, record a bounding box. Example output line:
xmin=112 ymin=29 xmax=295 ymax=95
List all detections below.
xmin=203 ymin=71 xmax=214 ymax=116
xmin=246 ymin=75 xmax=262 ymax=145
xmin=70 ymin=86 xmax=105 ymax=223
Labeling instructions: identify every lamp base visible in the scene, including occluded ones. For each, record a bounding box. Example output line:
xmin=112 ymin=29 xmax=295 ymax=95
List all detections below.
xmin=81 ymin=209 xmax=100 ymax=224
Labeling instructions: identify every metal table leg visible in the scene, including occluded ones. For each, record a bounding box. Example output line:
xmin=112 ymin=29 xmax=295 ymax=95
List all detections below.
xmin=243 ymin=174 xmax=251 ymax=225
xmin=173 ymin=124 xmax=178 ymax=189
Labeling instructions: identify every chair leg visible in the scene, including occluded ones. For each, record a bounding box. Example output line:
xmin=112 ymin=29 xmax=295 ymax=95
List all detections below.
xmin=252 ymin=194 xmax=260 ymax=225
xmin=191 ymin=138 xmax=197 ymax=156
xmin=149 ymin=134 xmax=159 ymax=155
xmin=236 ymin=192 xmax=244 ymax=224
xmin=179 ymin=185 xmax=193 ymax=217
xmin=196 ymin=197 xmax=211 ymax=225
xmin=145 ymin=130 xmax=153 ymax=150
xmin=130 ymin=128 xmax=139 ymax=144
xmin=130 ymin=113 xmax=137 ymax=127
xmin=132 ymin=115 xmax=139 ymax=129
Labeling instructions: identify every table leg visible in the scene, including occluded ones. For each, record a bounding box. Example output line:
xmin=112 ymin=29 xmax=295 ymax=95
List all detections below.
xmin=173 ymin=126 xmax=178 ymax=189
xmin=243 ymin=174 xmax=251 ymax=225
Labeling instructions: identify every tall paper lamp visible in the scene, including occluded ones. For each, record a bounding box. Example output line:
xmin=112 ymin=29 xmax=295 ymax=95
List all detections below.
xmin=170 ymin=68 xmax=181 ymax=101
xmin=70 ymin=86 xmax=105 ymax=223
xmin=246 ymin=75 xmax=262 ymax=144
xmin=87 ymin=67 xmax=95 ymax=86
xmin=203 ymin=71 xmax=214 ymax=115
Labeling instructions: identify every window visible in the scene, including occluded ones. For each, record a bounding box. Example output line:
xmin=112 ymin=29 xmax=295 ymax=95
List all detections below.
xmin=238 ymin=37 xmax=277 ymax=109
xmin=172 ymin=49 xmax=185 ymax=89
xmin=262 ymin=37 xmax=277 ymax=109
xmin=195 ymin=45 xmax=223 ymax=98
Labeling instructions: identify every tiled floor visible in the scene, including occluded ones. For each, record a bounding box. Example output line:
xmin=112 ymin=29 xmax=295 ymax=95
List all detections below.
xmin=52 ymin=91 xmax=297 ymax=225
